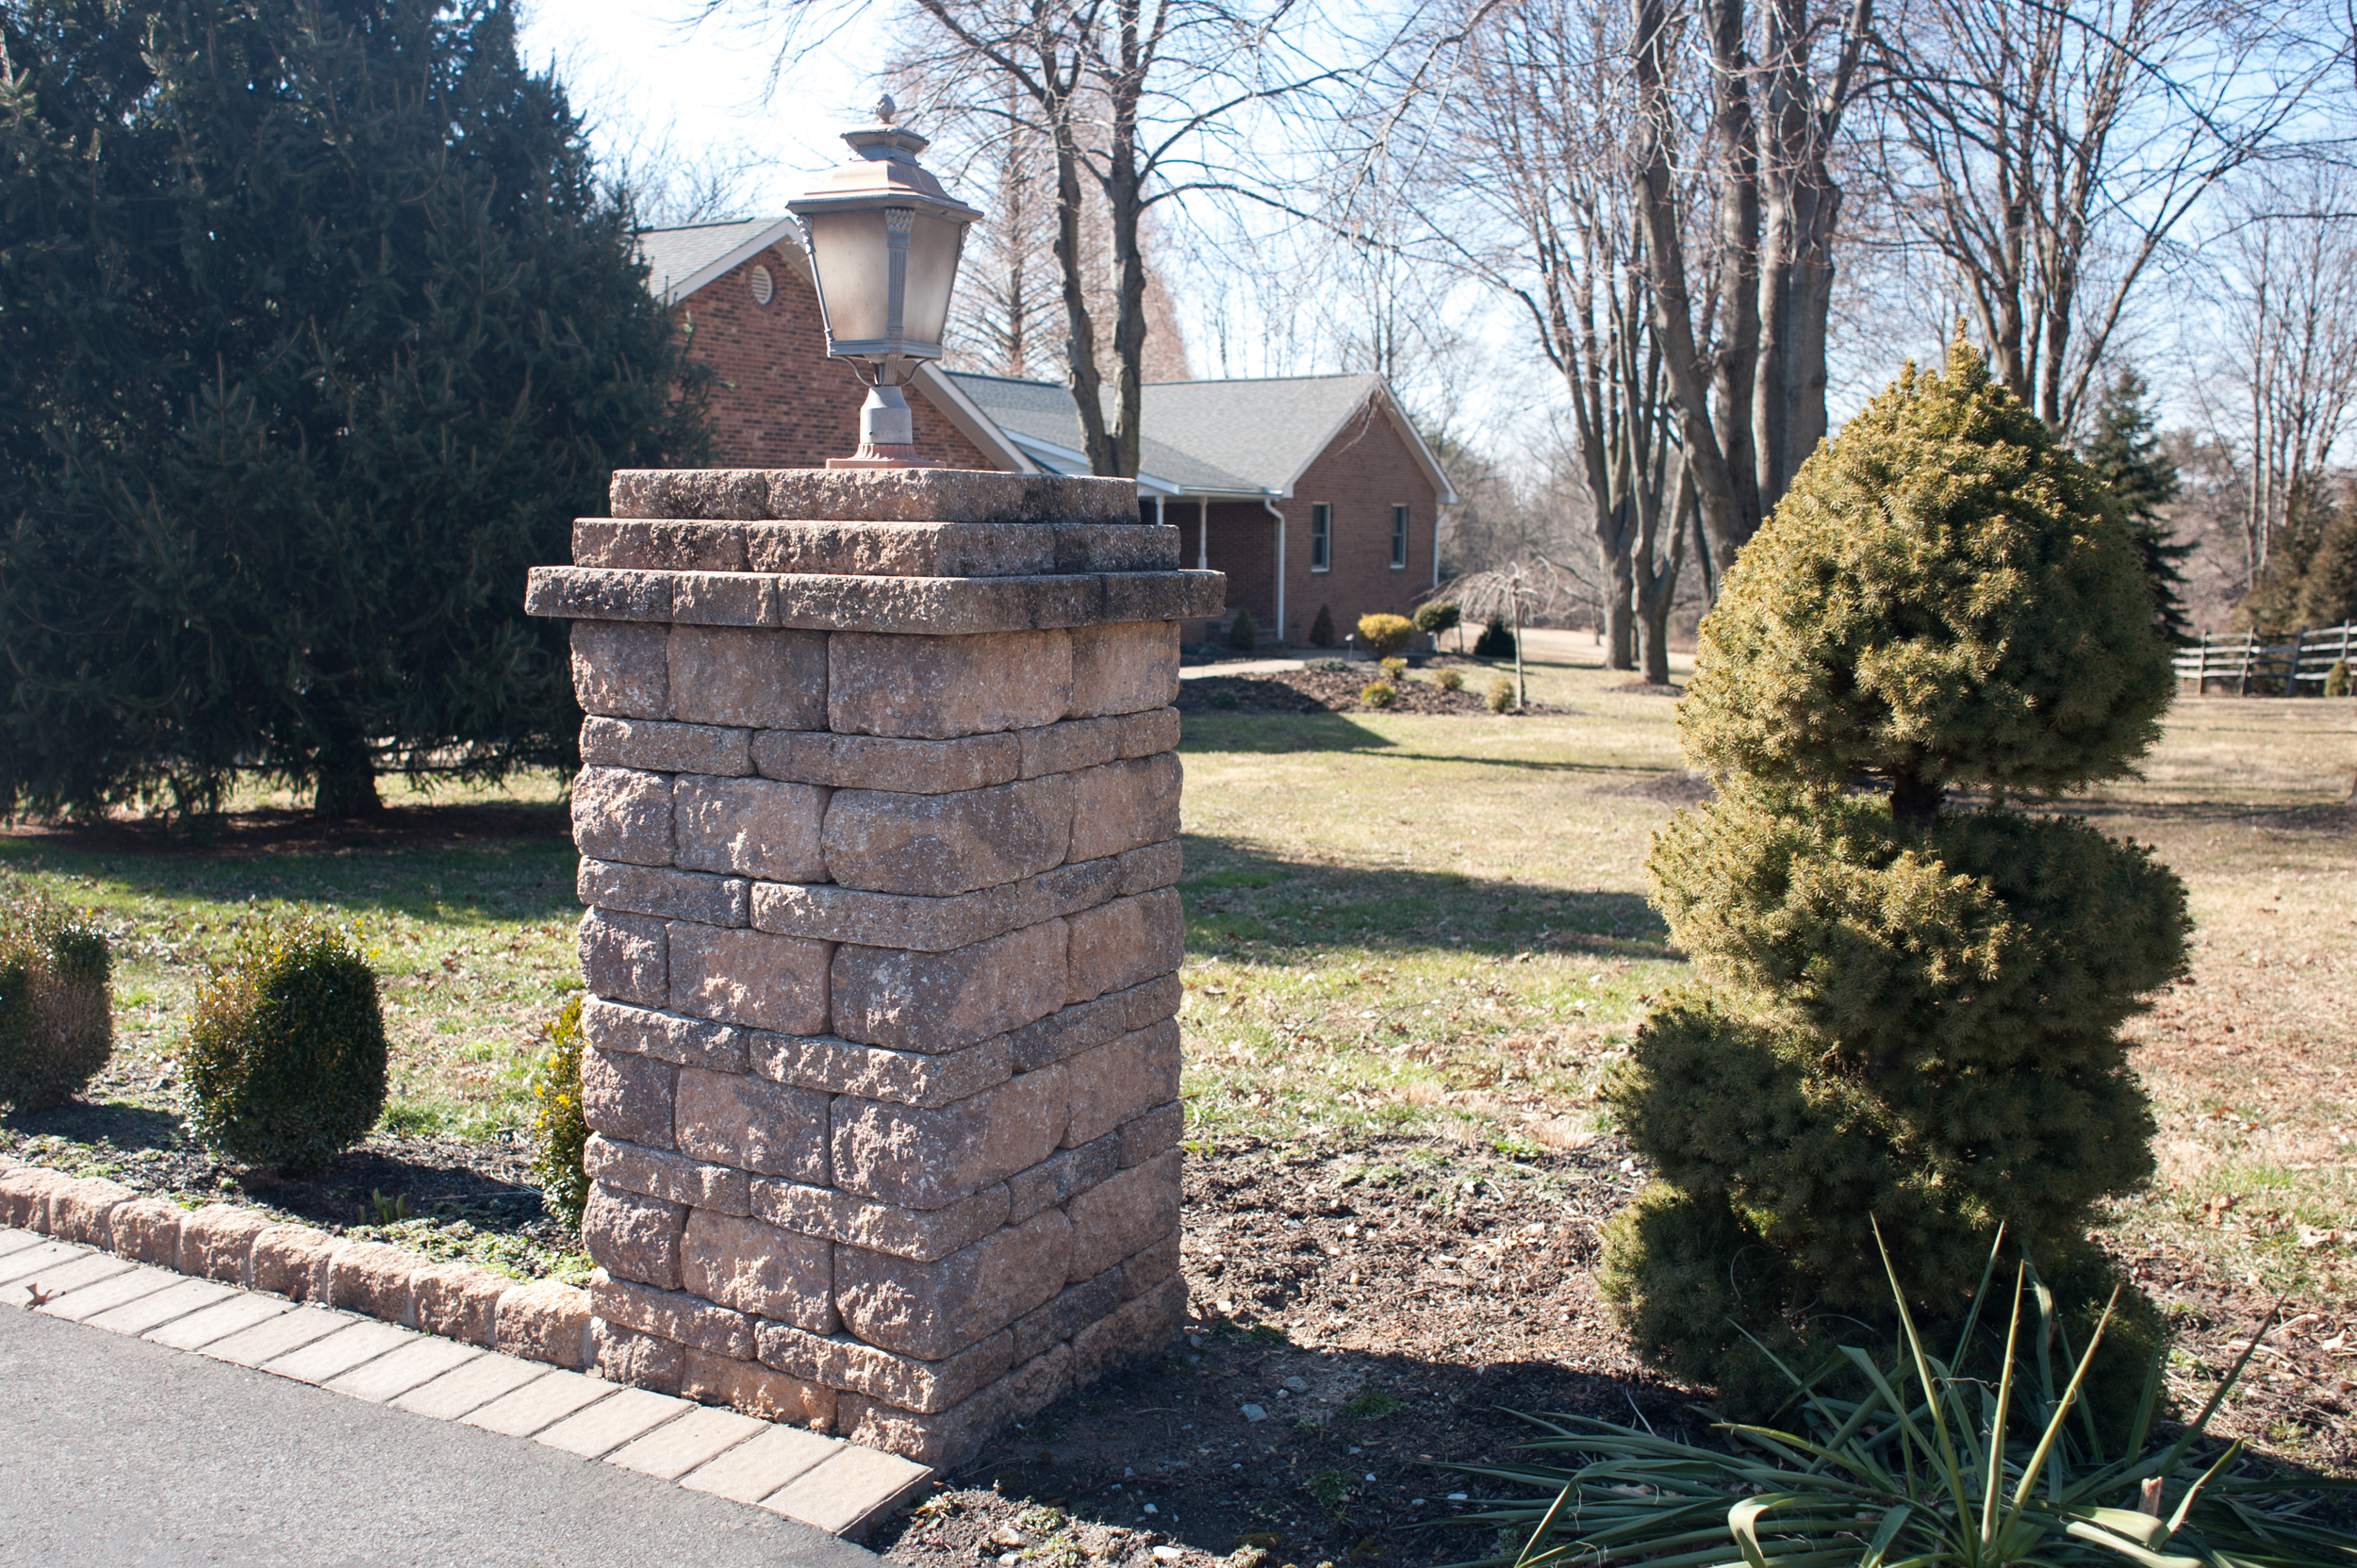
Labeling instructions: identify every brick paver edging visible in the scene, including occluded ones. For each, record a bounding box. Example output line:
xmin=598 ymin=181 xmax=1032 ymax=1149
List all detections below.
xmin=0 ymin=1156 xmax=930 ymax=1537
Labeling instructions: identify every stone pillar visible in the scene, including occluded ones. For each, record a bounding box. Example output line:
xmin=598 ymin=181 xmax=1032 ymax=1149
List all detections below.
xmin=525 ymin=470 xmax=1222 ymax=1469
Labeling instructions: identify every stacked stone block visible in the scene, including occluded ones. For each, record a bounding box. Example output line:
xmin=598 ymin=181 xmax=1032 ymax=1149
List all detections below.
xmin=526 ymin=470 xmax=1223 ymax=1467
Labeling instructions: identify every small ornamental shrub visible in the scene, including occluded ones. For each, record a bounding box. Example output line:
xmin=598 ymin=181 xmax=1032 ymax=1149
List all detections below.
xmin=1360 ymin=680 xmax=1397 ymax=708
xmin=1308 ymin=603 xmax=1337 ymax=647
xmin=179 ymin=918 xmax=387 ymax=1175
xmin=2328 ymin=657 xmax=2351 ymax=698
xmin=1413 ymin=601 xmax=1460 ymax=636
xmin=1228 ymin=608 xmax=1258 ymax=652
xmin=1473 ymin=615 xmax=1515 ymax=658
xmin=1485 ymin=676 xmax=1514 ymax=712
xmin=531 ymin=994 xmax=589 ymax=1229
xmin=0 ymin=879 xmax=113 ymax=1113
xmin=1357 ymin=613 xmax=1414 ymax=658
xmin=1378 ymin=656 xmax=1406 ymax=677
xmin=1431 ymin=668 xmax=1464 ymax=692
xmin=1600 ymin=337 xmax=2184 ymax=1420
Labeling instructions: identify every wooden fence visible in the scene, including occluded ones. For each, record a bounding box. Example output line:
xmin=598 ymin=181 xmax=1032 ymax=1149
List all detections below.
xmin=2174 ymin=622 xmax=2357 ymax=694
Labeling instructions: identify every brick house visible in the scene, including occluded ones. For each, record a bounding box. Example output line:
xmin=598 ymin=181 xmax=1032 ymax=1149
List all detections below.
xmin=640 ymin=220 xmax=1457 ymax=649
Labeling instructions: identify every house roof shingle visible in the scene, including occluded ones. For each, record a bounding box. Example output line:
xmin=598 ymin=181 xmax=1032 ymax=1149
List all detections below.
xmin=636 ymin=218 xmax=802 ymax=306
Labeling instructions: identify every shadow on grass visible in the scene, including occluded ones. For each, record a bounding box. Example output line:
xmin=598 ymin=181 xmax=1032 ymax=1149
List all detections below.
xmin=1179 ymin=834 xmax=1673 ymax=961
xmin=1178 ymin=708 xmax=1695 ymax=777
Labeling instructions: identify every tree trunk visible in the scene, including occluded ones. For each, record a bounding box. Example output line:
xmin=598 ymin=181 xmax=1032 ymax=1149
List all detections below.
xmin=1889 ymin=767 xmax=1941 ymax=829
xmin=313 ymin=713 xmax=381 ymax=817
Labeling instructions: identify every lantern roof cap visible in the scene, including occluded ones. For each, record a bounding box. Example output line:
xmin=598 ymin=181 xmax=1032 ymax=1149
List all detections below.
xmin=788 ymin=101 xmax=982 ymax=224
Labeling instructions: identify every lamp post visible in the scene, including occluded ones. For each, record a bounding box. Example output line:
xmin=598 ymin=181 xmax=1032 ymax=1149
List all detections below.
xmin=789 ymin=97 xmax=983 ymax=469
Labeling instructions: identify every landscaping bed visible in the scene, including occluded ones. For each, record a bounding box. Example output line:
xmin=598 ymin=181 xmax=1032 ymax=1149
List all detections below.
xmin=1177 ymin=668 xmax=1574 ymax=717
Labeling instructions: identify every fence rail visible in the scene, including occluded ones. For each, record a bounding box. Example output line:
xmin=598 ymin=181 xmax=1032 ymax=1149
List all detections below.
xmin=2174 ymin=622 xmax=2356 ymax=694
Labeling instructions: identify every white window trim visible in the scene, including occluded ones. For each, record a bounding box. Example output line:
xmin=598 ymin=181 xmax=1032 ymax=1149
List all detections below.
xmin=1310 ymin=503 xmax=1332 ymax=574
xmin=1389 ymin=503 xmax=1409 ymax=569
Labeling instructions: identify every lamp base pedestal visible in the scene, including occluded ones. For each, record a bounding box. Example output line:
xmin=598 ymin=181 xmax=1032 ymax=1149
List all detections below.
xmin=826 ymin=443 xmax=933 ymax=470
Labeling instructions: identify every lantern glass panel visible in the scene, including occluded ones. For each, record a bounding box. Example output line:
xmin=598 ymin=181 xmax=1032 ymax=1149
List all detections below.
xmin=803 ymin=209 xmax=892 ymax=347
xmin=899 ymin=212 xmax=967 ymax=349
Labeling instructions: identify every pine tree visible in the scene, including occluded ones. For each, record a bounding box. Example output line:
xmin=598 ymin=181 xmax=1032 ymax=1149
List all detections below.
xmin=0 ymin=0 xmax=705 ymax=818
xmin=1601 ymin=338 xmax=2187 ymax=1418
xmin=2080 ymin=368 xmax=2195 ymax=644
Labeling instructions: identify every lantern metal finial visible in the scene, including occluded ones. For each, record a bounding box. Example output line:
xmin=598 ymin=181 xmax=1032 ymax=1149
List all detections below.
xmin=788 ymin=104 xmax=982 ymax=469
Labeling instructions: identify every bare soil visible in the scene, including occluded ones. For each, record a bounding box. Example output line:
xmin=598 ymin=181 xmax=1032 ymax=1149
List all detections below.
xmin=1177 ymin=670 xmax=1573 ymax=718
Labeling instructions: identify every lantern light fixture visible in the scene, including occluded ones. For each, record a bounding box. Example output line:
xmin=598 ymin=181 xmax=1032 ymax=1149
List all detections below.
xmin=788 ymin=96 xmax=984 ymax=468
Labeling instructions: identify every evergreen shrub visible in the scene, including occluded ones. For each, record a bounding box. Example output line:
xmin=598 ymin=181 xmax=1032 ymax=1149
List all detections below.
xmin=1228 ymin=609 xmax=1258 ymax=652
xmin=1357 ymin=613 xmax=1414 ymax=658
xmin=1413 ymin=602 xmax=1460 ymax=636
xmin=2327 ymin=659 xmax=2351 ymax=699
xmin=1484 ymin=676 xmax=1514 ymax=713
xmin=531 ymin=994 xmax=589 ymax=1228
xmin=1360 ymin=680 xmax=1397 ymax=709
xmin=1308 ymin=604 xmax=1337 ymax=648
xmin=0 ymin=879 xmax=112 ymax=1112
xmin=1473 ymin=616 xmax=1515 ymax=658
xmin=1600 ymin=338 xmax=2186 ymax=1418
xmin=179 ymin=919 xmax=387 ymax=1174
xmin=1431 ymin=668 xmax=1464 ymax=692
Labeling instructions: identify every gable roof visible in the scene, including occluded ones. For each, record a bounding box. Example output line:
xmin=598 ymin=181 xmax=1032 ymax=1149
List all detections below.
xmin=945 ymin=371 xmax=1458 ymax=503
xmin=637 ymin=217 xmax=804 ymax=307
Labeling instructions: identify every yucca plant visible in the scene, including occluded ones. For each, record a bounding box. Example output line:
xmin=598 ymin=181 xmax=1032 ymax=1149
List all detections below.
xmin=1442 ymin=1233 xmax=2356 ymax=1568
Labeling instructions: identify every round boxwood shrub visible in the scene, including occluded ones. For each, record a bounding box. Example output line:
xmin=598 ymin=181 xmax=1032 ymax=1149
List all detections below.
xmin=1357 ymin=612 xmax=1414 ymax=658
xmin=1484 ymin=675 xmax=1514 ymax=712
xmin=531 ymin=994 xmax=589 ymax=1229
xmin=179 ymin=919 xmax=387 ymax=1175
xmin=1600 ymin=337 xmax=2184 ymax=1419
xmin=1413 ymin=601 xmax=1460 ymax=636
xmin=1473 ymin=615 xmax=1515 ymax=658
xmin=0 ymin=880 xmax=113 ymax=1112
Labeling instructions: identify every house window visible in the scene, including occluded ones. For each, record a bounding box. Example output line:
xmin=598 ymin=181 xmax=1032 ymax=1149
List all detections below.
xmin=1391 ymin=504 xmax=1409 ymax=569
xmin=1310 ymin=504 xmax=1331 ymax=572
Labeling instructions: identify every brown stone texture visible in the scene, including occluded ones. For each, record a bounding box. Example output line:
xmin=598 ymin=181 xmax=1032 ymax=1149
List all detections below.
xmin=681 ymin=1209 xmax=835 ymax=1331
xmin=752 ymin=1178 xmax=1010 ymax=1264
xmin=572 ymin=767 xmax=673 ymax=867
xmin=612 ymin=469 xmax=1137 ymax=526
xmin=497 ymin=1279 xmax=594 ymax=1368
xmin=1120 ymin=1231 xmax=1182 ymax=1299
xmin=828 ymin=630 xmax=1072 ymax=739
xmin=831 ymin=920 xmax=1067 ymax=1054
xmin=1117 ymin=1100 xmax=1185 ymax=1168
xmin=594 ymin=1272 xmax=755 ymax=1360
xmin=580 ymin=716 xmax=752 ymax=776
xmin=1017 ymin=717 xmax=1119 ymax=780
xmin=328 ymin=1241 xmax=426 ymax=1324
xmin=673 ymin=775 xmax=828 ymax=882
xmin=1012 ymin=1273 xmax=1123 ymax=1363
xmin=682 ymin=1347 xmax=837 ymax=1428
xmin=1006 ymin=1138 xmax=1118 ymax=1225
xmin=596 ymin=1320 xmax=686 ymax=1395
xmin=411 ymin=1262 xmax=507 ymax=1346
xmin=581 ymin=1042 xmax=677 ymax=1151
xmin=1122 ymin=972 xmax=1185 ymax=1031
xmin=106 ymin=1197 xmax=183 ymax=1267
xmin=49 ymin=1176 xmax=133 ymax=1247
xmin=1118 ymin=706 xmax=1182 ymax=758
xmin=1067 ymin=1273 xmax=1187 ymax=1387
xmin=0 ymin=1165 xmax=67 ymax=1230
xmin=1064 ymin=1150 xmax=1183 ymax=1284
xmin=585 ymin=1135 xmax=752 ymax=1216
xmin=1066 ymin=621 xmax=1181 ymax=718
xmin=823 ymin=778 xmax=1073 ymax=898
xmin=581 ymin=1000 xmax=747 ymax=1075
xmin=580 ymin=909 xmax=668 ymax=1009
xmin=835 ymin=1210 xmax=1072 ymax=1361
xmin=756 ymin=1322 xmax=1012 ymax=1415
xmin=673 ymin=1067 xmax=830 ymax=1182
xmin=752 ymin=879 xmax=1024 ymax=954
xmin=668 ymin=625 xmax=827 ymax=728
xmin=579 ymin=859 xmax=749 ymax=928
xmin=1063 ymin=1022 xmax=1180 ymax=1149
xmin=832 ymin=1341 xmax=1072 ymax=1468
xmin=1117 ymin=840 xmax=1184 ymax=897
xmin=250 ymin=1225 xmax=341 ymax=1302
xmin=585 ymin=1182 xmax=687 ymax=1291
xmin=178 ymin=1205 xmax=269 ymax=1285
xmin=572 ymin=620 xmax=668 ymax=718
xmin=577 ymin=517 xmax=749 ymax=573
xmin=1006 ymin=992 xmax=1129 ymax=1074
xmin=1065 ymin=889 xmax=1184 ymax=1004
xmin=1071 ymin=756 xmax=1181 ymax=866
xmin=752 ymin=1032 xmax=1011 ymax=1110
xmin=830 ymin=1068 xmax=1067 ymax=1211
xmin=668 ymin=925 xmax=831 ymax=1035
xmin=753 ymin=729 xmax=1020 ymax=795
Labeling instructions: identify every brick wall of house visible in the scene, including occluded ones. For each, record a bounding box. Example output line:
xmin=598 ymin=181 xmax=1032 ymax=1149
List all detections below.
xmin=1279 ymin=400 xmax=1440 ymax=647
xmin=677 ymin=249 xmax=992 ymax=470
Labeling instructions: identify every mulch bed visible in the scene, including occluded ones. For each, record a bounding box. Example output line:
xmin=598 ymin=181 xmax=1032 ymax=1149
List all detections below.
xmin=1178 ymin=670 xmax=1574 ymax=718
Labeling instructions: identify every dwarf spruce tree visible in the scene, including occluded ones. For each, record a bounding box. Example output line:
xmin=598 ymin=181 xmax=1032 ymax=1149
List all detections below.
xmin=1599 ymin=338 xmax=2187 ymax=1415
